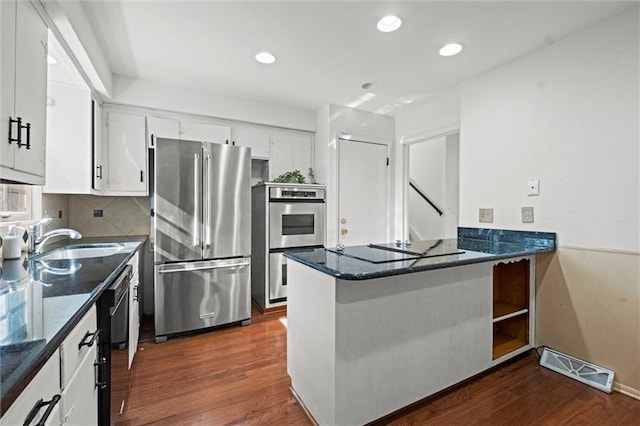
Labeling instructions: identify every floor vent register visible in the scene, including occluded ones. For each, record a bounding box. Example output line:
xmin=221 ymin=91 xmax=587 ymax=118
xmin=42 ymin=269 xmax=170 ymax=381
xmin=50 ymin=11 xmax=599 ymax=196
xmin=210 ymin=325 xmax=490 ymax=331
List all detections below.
xmin=539 ymin=347 xmax=614 ymax=393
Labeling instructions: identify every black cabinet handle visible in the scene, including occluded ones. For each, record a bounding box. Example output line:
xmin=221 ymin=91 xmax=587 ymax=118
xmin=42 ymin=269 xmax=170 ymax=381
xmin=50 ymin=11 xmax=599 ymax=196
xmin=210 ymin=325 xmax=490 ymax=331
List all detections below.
xmin=23 ymin=394 xmax=61 ymax=426
xmin=78 ymin=329 xmax=100 ymax=350
xmin=96 ymin=165 xmax=103 ymax=179
xmin=225 ymin=139 xmax=229 ymax=144
xmin=232 ymin=140 xmax=235 ymax=146
xmin=133 ymin=285 xmax=140 ymax=302
xmin=94 ymin=357 xmax=107 ymax=389
xmin=140 ymin=170 xmax=144 ymax=182
xmin=9 ymin=116 xmax=21 ymax=144
xmin=17 ymin=122 xmax=31 ymax=149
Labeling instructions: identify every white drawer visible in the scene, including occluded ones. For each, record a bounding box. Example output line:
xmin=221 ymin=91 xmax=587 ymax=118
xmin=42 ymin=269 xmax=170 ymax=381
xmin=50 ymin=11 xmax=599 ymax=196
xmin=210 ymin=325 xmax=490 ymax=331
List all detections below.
xmin=60 ymin=306 xmax=97 ymax=388
xmin=0 ymin=352 xmax=61 ymax=426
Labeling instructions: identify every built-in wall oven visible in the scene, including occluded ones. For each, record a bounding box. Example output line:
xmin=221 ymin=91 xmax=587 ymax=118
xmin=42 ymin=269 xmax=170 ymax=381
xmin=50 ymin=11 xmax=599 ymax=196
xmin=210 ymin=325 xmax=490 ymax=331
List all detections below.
xmin=97 ymin=264 xmax=132 ymax=425
xmin=251 ymin=184 xmax=326 ymax=310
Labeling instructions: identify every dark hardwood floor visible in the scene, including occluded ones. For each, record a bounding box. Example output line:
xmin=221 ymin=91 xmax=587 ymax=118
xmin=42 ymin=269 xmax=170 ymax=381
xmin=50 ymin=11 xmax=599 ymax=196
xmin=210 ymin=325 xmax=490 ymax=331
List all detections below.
xmin=118 ymin=306 xmax=640 ymax=425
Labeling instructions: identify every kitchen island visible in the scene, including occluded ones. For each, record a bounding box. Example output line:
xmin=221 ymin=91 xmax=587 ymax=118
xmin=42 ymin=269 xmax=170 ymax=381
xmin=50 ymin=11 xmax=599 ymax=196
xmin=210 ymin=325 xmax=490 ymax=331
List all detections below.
xmin=284 ymin=228 xmax=555 ymax=426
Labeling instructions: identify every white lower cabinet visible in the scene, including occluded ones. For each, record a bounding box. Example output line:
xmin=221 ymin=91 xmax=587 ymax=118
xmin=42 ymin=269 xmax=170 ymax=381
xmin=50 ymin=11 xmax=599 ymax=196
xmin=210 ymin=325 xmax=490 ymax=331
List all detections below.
xmin=0 ymin=306 xmax=100 ymax=426
xmin=0 ymin=352 xmax=61 ymax=426
xmin=59 ymin=347 xmax=98 ymax=426
xmin=59 ymin=305 xmax=99 ymax=425
xmin=128 ymin=252 xmax=140 ymax=368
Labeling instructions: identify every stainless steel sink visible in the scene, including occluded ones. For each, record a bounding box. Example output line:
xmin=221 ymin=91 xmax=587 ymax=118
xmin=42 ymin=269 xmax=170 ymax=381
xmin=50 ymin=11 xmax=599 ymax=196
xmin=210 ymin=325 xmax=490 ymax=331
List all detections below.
xmin=33 ymin=242 xmax=139 ymax=261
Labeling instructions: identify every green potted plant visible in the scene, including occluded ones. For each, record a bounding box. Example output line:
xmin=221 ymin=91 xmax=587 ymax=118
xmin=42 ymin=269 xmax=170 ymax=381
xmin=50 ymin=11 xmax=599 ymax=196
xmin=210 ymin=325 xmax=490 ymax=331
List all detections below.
xmin=272 ymin=170 xmax=306 ymax=184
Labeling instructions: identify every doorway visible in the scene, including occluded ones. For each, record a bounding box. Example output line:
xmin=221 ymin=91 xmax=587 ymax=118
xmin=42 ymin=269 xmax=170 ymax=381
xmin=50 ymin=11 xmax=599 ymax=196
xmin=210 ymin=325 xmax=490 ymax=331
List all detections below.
xmin=407 ymin=132 xmax=459 ymax=240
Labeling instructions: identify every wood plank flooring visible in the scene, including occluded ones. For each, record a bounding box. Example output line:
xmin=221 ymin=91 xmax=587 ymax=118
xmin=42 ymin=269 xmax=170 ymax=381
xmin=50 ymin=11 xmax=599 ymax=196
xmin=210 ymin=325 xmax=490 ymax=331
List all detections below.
xmin=117 ymin=306 xmax=640 ymax=425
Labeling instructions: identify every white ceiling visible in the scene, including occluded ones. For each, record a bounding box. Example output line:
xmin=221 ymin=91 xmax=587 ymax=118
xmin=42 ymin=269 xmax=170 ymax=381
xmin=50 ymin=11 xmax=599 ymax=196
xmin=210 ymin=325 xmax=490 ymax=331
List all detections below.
xmin=78 ymin=1 xmax=635 ymax=115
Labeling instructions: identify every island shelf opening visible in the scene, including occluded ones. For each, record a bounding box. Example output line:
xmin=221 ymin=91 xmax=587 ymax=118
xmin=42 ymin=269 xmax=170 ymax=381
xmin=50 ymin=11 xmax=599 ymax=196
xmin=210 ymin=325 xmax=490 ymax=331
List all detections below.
xmin=492 ymin=258 xmax=530 ymax=359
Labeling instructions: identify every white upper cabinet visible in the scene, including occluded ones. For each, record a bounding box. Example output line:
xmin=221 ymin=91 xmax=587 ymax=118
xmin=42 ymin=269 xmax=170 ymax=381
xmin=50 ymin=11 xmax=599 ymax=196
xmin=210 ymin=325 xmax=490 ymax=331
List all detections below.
xmin=181 ymin=120 xmax=229 ymax=144
xmin=147 ymin=116 xmax=180 ymax=147
xmin=0 ymin=0 xmax=48 ymax=184
xmin=147 ymin=116 xmax=230 ymax=147
xmin=104 ymin=110 xmax=147 ymax=195
xmin=231 ymin=126 xmax=270 ymax=159
xmin=43 ymin=83 xmax=92 ymax=194
xmin=270 ymin=132 xmax=313 ymax=181
xmin=92 ymin=99 xmax=104 ymax=192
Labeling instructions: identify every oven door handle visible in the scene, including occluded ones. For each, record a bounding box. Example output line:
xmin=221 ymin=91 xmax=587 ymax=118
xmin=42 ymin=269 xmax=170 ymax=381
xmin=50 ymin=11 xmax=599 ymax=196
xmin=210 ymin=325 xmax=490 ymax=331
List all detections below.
xmin=158 ymin=261 xmax=250 ymax=274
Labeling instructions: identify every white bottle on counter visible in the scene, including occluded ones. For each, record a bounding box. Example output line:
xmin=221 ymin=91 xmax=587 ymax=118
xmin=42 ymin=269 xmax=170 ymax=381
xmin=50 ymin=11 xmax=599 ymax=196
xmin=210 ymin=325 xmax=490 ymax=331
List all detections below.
xmin=3 ymin=226 xmax=22 ymax=259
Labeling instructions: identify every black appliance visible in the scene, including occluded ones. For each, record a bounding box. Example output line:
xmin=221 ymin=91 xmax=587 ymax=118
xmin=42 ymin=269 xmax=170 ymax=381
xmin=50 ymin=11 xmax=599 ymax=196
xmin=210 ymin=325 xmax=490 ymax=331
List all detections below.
xmin=96 ymin=264 xmax=132 ymax=425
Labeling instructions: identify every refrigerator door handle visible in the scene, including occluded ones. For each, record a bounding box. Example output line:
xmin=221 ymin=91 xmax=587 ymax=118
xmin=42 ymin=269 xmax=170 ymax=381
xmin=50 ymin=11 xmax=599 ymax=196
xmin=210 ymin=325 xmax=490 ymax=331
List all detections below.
xmin=193 ymin=153 xmax=200 ymax=248
xmin=158 ymin=261 xmax=250 ymax=274
xmin=205 ymin=154 xmax=212 ymax=249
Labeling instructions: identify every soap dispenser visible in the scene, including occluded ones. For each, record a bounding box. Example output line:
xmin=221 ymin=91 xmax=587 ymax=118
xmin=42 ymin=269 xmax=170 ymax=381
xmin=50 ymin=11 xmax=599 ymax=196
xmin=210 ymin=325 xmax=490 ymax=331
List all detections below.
xmin=3 ymin=226 xmax=22 ymax=259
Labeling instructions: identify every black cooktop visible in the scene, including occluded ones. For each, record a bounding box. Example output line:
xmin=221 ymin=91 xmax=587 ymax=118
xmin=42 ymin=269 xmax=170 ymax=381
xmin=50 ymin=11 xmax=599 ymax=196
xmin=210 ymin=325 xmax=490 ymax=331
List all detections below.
xmin=325 ymin=240 xmax=465 ymax=264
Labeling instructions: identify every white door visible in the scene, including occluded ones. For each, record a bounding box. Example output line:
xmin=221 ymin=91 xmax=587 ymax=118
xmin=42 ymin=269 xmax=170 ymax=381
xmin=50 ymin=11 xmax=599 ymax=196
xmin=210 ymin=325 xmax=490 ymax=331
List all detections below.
xmin=338 ymin=138 xmax=388 ymax=245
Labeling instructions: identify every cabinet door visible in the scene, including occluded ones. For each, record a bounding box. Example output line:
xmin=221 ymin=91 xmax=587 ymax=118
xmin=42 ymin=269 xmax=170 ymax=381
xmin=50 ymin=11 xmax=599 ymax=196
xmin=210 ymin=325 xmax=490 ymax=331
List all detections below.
xmin=106 ymin=111 xmax=147 ymax=194
xmin=13 ymin=0 xmax=47 ymax=180
xmin=128 ymin=252 xmax=140 ymax=369
xmin=231 ymin=126 xmax=270 ymax=158
xmin=92 ymin=99 xmax=104 ymax=192
xmin=0 ymin=0 xmax=16 ymax=170
xmin=181 ymin=120 xmax=230 ymax=144
xmin=59 ymin=346 xmax=98 ymax=426
xmin=147 ymin=116 xmax=180 ymax=148
xmin=0 ymin=353 xmax=61 ymax=426
xmin=292 ymin=133 xmax=313 ymax=176
xmin=44 ymin=83 xmax=93 ymax=194
xmin=270 ymin=132 xmax=313 ymax=180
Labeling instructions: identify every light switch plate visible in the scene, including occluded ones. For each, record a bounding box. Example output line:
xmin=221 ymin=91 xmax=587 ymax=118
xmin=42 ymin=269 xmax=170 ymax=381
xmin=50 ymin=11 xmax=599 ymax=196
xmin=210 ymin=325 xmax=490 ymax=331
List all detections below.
xmin=522 ymin=206 xmax=534 ymax=223
xmin=479 ymin=208 xmax=493 ymax=223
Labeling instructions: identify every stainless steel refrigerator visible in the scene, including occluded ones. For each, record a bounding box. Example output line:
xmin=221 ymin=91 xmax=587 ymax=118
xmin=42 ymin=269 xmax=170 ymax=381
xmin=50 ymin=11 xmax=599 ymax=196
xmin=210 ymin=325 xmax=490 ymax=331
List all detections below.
xmin=151 ymin=137 xmax=251 ymax=342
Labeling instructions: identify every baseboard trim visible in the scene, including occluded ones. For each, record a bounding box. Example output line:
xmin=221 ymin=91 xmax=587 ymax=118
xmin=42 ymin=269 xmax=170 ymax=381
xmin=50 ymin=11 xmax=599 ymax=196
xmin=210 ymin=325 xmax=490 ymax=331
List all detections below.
xmin=614 ymin=382 xmax=640 ymax=400
xmin=289 ymin=384 xmax=319 ymax=426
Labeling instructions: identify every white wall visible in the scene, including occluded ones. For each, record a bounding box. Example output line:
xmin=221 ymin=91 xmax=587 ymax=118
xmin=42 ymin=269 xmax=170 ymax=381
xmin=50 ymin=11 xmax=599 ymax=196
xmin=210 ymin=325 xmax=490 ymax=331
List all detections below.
xmin=395 ymin=91 xmax=460 ymax=140
xmin=458 ymin=9 xmax=639 ymax=394
xmin=459 ymin=11 xmax=639 ymax=252
xmin=111 ymin=75 xmax=317 ymax=132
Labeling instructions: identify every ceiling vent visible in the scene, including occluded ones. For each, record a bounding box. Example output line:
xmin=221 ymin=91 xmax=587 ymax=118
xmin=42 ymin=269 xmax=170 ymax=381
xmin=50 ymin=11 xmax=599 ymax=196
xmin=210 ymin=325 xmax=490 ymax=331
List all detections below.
xmin=539 ymin=347 xmax=614 ymax=393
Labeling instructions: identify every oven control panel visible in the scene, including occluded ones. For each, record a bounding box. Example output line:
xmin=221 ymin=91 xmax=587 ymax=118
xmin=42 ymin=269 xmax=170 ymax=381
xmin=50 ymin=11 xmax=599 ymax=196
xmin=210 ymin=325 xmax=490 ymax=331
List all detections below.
xmin=269 ymin=186 xmax=325 ymax=201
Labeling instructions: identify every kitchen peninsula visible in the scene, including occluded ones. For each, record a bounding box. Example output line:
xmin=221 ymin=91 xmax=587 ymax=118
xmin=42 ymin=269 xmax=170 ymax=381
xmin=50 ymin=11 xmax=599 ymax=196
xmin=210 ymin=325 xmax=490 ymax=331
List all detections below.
xmin=284 ymin=228 xmax=555 ymax=426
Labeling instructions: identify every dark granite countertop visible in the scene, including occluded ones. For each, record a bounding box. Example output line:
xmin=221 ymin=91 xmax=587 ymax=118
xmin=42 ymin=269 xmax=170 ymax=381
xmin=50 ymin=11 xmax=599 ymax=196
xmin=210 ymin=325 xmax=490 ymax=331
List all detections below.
xmin=284 ymin=228 xmax=556 ymax=281
xmin=0 ymin=235 xmax=147 ymax=415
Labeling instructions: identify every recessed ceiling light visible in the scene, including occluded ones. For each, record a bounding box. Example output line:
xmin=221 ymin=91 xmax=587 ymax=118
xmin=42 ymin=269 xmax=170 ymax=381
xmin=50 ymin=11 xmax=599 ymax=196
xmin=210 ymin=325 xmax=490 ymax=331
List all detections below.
xmin=361 ymin=82 xmax=378 ymax=91
xmin=47 ymin=55 xmax=58 ymax=65
xmin=439 ymin=43 xmax=464 ymax=57
xmin=377 ymin=15 xmax=402 ymax=33
xmin=255 ymin=51 xmax=276 ymax=64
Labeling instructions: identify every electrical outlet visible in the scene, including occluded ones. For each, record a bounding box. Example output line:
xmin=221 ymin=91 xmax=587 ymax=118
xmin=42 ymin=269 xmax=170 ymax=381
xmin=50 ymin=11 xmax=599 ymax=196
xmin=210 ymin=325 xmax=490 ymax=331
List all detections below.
xmin=528 ymin=179 xmax=540 ymax=196
xmin=479 ymin=208 xmax=493 ymax=223
xmin=522 ymin=206 xmax=534 ymax=223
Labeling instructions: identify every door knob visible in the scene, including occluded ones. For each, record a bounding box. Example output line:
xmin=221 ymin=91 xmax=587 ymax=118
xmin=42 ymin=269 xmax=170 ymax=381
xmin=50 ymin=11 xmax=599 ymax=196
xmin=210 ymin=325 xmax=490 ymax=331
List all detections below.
xmin=340 ymin=228 xmax=348 ymax=236
xmin=340 ymin=218 xmax=347 ymax=224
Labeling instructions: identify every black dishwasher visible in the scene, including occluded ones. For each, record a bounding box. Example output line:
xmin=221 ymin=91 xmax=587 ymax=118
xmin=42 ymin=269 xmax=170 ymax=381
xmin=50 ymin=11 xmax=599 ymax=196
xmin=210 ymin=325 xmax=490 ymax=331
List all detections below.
xmin=96 ymin=264 xmax=132 ymax=426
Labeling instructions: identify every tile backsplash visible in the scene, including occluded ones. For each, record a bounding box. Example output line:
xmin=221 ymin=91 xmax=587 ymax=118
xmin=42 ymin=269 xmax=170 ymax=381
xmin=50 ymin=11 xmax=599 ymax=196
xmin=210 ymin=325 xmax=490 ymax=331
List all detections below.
xmin=42 ymin=194 xmax=150 ymax=237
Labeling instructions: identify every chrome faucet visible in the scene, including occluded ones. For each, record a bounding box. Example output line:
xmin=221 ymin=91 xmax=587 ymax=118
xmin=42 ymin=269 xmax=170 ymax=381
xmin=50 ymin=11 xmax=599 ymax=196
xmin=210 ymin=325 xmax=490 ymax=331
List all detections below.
xmin=28 ymin=222 xmax=82 ymax=254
